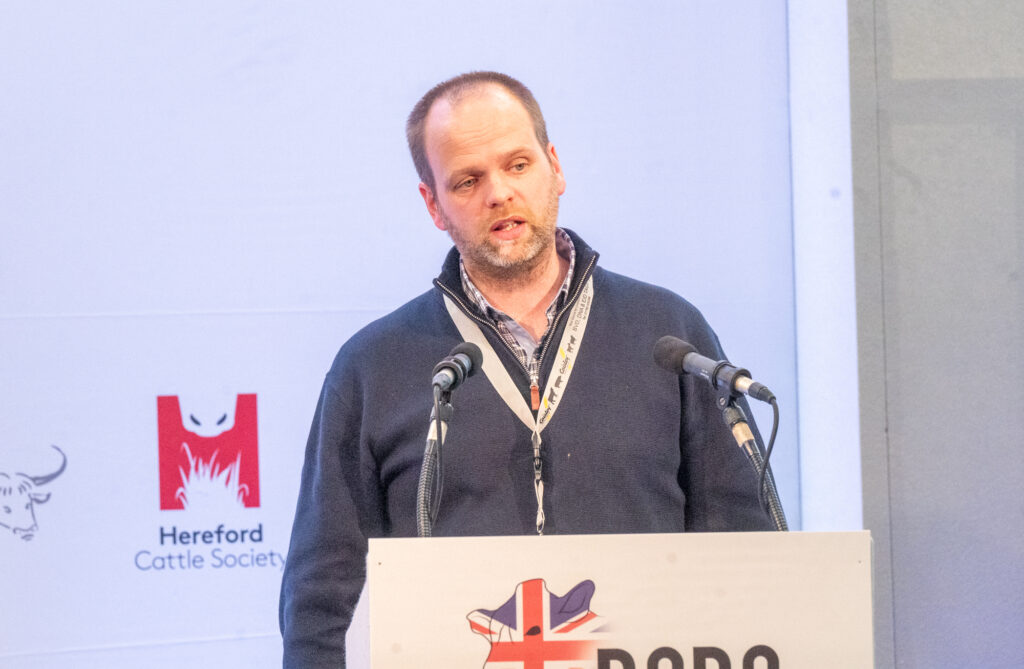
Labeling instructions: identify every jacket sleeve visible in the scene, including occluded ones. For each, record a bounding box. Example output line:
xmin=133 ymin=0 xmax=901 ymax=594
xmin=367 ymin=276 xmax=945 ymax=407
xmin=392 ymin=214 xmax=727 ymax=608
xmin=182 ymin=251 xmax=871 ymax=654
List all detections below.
xmin=279 ymin=374 xmax=385 ymax=668
xmin=676 ymin=315 xmax=777 ymax=532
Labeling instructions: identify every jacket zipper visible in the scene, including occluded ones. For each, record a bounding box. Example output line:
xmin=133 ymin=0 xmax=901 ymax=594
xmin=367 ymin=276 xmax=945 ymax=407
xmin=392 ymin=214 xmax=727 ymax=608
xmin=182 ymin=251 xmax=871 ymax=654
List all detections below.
xmin=534 ymin=255 xmax=597 ymax=387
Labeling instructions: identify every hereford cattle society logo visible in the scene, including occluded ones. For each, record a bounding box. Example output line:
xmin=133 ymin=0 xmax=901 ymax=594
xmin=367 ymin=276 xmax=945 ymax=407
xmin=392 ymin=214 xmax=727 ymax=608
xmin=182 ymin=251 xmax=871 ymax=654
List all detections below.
xmin=135 ymin=393 xmax=282 ymax=574
xmin=157 ymin=394 xmax=260 ymax=510
xmin=468 ymin=578 xmax=605 ymax=668
xmin=0 ymin=445 xmax=67 ymax=541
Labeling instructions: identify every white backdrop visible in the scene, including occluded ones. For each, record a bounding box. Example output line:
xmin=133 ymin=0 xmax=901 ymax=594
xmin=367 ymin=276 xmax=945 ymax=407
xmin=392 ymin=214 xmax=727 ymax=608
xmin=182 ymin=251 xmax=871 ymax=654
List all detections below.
xmin=0 ymin=2 xmax=849 ymax=667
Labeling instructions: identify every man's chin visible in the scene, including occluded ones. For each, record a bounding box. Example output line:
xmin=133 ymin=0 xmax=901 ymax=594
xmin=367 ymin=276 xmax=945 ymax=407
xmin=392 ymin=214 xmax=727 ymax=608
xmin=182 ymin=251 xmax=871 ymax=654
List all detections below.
xmin=485 ymin=237 xmax=545 ymax=266
xmin=457 ymin=223 xmax=555 ymax=279
xmin=479 ymin=253 xmax=531 ymax=273
xmin=475 ymin=247 xmax=548 ymax=279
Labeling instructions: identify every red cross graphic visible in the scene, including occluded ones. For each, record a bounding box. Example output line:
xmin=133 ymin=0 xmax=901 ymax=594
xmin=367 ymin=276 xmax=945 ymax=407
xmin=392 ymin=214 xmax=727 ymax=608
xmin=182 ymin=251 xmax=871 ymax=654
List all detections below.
xmin=485 ymin=579 xmax=594 ymax=668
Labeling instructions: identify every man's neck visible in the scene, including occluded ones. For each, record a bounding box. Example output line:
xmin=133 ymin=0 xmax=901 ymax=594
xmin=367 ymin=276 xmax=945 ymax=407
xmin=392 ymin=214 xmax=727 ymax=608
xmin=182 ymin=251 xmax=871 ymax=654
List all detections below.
xmin=465 ymin=246 xmax=568 ymax=341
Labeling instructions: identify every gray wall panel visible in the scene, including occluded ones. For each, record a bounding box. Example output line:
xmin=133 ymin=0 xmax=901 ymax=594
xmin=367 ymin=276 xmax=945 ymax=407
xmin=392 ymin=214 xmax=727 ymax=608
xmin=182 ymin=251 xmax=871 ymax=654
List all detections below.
xmin=851 ymin=2 xmax=1024 ymax=667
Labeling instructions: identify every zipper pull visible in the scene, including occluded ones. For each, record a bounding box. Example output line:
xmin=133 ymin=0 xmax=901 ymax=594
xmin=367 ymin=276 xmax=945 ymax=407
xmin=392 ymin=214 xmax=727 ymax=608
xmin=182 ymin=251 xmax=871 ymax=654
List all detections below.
xmin=530 ymin=384 xmax=540 ymax=411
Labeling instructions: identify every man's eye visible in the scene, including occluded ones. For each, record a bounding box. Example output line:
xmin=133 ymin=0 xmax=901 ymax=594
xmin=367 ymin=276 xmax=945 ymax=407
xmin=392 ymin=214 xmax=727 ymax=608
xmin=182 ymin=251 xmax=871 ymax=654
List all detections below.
xmin=511 ymin=162 xmax=527 ymax=172
xmin=456 ymin=178 xmax=476 ymax=190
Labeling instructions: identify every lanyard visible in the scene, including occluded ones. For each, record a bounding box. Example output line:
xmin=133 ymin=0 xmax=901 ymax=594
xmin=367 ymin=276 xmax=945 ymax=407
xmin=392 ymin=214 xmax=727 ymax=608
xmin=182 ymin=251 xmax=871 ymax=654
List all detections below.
xmin=443 ymin=276 xmax=594 ymax=534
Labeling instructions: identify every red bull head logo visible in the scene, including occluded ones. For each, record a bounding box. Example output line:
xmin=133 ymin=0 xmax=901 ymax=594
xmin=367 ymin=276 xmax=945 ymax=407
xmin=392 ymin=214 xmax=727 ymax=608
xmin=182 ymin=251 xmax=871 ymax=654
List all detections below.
xmin=157 ymin=394 xmax=260 ymax=511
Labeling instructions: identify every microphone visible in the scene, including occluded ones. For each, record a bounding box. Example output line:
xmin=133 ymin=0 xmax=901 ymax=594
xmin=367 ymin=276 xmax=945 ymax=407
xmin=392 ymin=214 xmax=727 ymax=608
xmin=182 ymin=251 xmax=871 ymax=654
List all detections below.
xmin=432 ymin=342 xmax=483 ymax=391
xmin=653 ymin=335 xmax=775 ymax=403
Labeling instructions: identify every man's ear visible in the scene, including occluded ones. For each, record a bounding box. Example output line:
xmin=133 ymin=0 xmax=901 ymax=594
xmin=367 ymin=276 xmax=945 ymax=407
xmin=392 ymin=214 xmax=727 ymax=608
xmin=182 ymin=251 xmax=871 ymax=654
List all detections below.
xmin=547 ymin=143 xmax=566 ymax=196
xmin=419 ymin=182 xmax=446 ymax=231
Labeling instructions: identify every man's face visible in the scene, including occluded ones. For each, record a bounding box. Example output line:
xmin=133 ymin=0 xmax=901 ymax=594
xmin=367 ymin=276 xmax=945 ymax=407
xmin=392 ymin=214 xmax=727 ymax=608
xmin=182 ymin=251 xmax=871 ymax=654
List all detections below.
xmin=419 ymin=84 xmax=566 ymax=281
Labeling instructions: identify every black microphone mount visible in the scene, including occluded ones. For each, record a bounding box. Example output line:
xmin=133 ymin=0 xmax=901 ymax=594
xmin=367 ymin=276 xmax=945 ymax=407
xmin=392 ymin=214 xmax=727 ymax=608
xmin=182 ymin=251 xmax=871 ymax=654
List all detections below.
xmin=653 ymin=335 xmax=787 ymax=531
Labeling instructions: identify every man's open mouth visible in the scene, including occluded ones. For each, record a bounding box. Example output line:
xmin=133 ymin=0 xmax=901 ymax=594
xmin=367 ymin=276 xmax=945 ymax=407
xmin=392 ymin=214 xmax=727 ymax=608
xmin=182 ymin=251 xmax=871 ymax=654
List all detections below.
xmin=491 ymin=217 xmax=524 ymax=232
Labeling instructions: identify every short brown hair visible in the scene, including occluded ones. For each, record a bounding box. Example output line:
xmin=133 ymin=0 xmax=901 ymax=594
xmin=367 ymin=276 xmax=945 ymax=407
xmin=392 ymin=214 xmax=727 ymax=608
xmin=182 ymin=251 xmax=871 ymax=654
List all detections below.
xmin=406 ymin=71 xmax=550 ymax=192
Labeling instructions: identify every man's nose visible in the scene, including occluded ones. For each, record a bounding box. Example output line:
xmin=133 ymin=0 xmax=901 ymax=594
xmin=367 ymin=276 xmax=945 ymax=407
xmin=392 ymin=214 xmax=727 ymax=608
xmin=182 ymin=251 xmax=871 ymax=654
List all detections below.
xmin=485 ymin=173 xmax=514 ymax=207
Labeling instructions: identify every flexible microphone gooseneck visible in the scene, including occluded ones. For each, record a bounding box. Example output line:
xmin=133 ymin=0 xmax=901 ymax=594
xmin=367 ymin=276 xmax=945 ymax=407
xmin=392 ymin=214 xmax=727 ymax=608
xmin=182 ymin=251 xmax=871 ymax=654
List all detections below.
xmin=417 ymin=342 xmax=483 ymax=537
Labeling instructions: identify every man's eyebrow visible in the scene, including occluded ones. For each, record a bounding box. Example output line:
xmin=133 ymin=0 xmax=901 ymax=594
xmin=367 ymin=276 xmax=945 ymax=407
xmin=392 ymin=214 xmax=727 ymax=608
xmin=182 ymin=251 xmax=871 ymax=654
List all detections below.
xmin=446 ymin=166 xmax=482 ymax=187
xmin=499 ymin=146 xmax=536 ymax=161
xmin=448 ymin=147 xmax=536 ymax=178
xmin=444 ymin=146 xmax=541 ymax=187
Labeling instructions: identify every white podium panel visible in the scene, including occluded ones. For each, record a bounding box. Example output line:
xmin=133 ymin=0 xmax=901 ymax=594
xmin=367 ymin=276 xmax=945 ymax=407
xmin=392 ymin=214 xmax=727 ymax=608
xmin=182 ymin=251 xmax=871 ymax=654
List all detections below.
xmin=369 ymin=531 xmax=872 ymax=668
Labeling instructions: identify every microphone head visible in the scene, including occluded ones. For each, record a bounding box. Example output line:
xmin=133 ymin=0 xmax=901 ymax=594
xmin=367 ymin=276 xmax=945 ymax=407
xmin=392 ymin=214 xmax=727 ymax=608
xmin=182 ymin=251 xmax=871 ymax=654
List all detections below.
xmin=653 ymin=336 xmax=697 ymax=375
xmin=450 ymin=342 xmax=483 ymax=377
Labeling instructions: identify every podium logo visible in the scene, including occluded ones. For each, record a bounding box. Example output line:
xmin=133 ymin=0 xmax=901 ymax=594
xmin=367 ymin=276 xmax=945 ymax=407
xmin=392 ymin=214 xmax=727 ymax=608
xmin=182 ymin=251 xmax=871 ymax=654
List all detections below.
xmin=157 ymin=394 xmax=260 ymax=511
xmin=468 ymin=578 xmax=604 ymax=668
xmin=0 ymin=445 xmax=67 ymax=541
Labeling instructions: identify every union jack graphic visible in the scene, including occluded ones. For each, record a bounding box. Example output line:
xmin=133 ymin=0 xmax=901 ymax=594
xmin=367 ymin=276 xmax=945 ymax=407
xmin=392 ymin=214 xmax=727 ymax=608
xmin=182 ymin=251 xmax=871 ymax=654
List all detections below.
xmin=468 ymin=578 xmax=605 ymax=669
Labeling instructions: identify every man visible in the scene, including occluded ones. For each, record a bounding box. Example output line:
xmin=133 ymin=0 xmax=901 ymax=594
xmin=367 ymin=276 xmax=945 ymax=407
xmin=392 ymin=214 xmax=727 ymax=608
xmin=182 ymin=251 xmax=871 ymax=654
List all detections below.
xmin=280 ymin=71 xmax=774 ymax=667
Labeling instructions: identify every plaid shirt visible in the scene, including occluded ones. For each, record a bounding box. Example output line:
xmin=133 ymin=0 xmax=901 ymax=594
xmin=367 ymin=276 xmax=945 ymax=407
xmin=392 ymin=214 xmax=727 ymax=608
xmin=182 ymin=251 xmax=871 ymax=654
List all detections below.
xmin=459 ymin=229 xmax=576 ymax=386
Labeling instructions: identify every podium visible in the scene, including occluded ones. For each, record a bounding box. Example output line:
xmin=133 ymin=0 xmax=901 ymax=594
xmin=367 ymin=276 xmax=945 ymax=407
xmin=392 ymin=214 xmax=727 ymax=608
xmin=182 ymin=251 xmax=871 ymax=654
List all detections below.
xmin=368 ymin=531 xmax=873 ymax=668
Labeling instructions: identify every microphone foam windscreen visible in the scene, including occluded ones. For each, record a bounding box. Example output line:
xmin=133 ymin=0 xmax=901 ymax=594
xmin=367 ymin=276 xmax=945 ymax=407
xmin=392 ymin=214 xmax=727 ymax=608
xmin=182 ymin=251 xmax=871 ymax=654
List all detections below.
xmin=653 ymin=336 xmax=696 ymax=374
xmin=451 ymin=342 xmax=484 ymax=376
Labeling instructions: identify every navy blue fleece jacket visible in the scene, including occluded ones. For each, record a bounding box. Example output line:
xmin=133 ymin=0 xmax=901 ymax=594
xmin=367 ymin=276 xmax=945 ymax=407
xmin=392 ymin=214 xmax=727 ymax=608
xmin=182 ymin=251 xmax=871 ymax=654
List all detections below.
xmin=280 ymin=230 xmax=774 ymax=667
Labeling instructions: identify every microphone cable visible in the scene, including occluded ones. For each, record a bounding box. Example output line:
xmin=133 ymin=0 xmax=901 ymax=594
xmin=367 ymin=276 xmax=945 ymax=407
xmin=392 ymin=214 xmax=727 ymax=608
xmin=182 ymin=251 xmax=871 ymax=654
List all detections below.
xmin=430 ymin=384 xmax=445 ymax=524
xmin=758 ymin=397 xmax=787 ymax=530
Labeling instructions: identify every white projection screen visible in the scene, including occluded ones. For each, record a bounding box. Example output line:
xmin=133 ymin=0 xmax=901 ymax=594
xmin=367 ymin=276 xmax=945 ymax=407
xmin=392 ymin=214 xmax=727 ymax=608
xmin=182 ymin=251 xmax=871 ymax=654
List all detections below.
xmin=0 ymin=3 xmax=817 ymax=667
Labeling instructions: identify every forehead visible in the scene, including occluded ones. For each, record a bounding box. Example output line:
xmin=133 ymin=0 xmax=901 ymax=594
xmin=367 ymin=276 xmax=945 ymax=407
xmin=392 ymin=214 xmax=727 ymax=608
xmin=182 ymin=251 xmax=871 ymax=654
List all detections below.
xmin=423 ymin=84 xmax=541 ymax=172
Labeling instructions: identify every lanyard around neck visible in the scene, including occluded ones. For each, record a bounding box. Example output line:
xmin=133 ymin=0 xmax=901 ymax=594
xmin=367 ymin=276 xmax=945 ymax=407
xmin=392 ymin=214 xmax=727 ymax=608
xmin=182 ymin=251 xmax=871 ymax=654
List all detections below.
xmin=442 ymin=276 xmax=594 ymax=534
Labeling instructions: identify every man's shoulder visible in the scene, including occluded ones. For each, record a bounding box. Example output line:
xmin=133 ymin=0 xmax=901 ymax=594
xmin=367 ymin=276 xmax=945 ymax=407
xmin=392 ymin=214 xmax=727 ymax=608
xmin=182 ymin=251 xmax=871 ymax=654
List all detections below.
xmin=594 ymin=266 xmax=707 ymax=322
xmin=352 ymin=288 xmax=442 ymax=341
xmin=324 ymin=287 xmax=453 ymax=381
xmin=591 ymin=266 xmax=724 ymax=357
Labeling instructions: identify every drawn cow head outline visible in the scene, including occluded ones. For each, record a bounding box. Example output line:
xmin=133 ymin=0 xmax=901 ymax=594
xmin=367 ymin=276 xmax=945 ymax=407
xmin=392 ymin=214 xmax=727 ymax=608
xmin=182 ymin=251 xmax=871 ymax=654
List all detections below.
xmin=0 ymin=445 xmax=67 ymax=541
